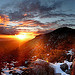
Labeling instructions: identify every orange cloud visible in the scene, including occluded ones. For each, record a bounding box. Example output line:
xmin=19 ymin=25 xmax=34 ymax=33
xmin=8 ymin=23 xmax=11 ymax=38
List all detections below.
xmin=0 ymin=14 xmax=10 ymax=25
xmin=11 ymin=20 xmax=57 ymax=36
xmin=12 ymin=20 xmax=44 ymax=28
xmin=24 ymin=14 xmax=27 ymax=16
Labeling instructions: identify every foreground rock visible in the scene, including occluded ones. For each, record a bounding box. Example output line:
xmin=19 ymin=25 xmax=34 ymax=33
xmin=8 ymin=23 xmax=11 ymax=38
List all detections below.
xmin=2 ymin=59 xmax=73 ymax=75
xmin=60 ymin=63 xmax=68 ymax=72
xmin=1 ymin=59 xmax=55 ymax=75
xmin=71 ymin=58 xmax=75 ymax=75
xmin=22 ymin=59 xmax=55 ymax=75
xmin=65 ymin=69 xmax=70 ymax=74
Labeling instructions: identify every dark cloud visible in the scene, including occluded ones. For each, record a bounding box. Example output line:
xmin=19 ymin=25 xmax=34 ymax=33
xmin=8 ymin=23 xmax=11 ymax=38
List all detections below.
xmin=13 ymin=20 xmax=52 ymax=29
xmin=40 ymin=13 xmax=75 ymax=18
xmin=9 ymin=12 xmax=35 ymax=21
xmin=0 ymin=27 xmax=18 ymax=35
xmin=8 ymin=0 xmax=64 ymax=21
xmin=62 ymin=24 xmax=75 ymax=27
xmin=0 ymin=23 xmax=4 ymax=25
xmin=0 ymin=14 xmax=7 ymax=19
xmin=0 ymin=10 xmax=3 ymax=14
xmin=0 ymin=0 xmax=75 ymax=35
xmin=34 ymin=29 xmax=54 ymax=35
xmin=51 ymin=19 xmax=65 ymax=24
xmin=0 ymin=14 xmax=10 ymax=24
xmin=39 ymin=0 xmax=63 ymax=13
xmin=9 ymin=11 xmax=25 ymax=21
xmin=12 ymin=19 xmax=57 ymax=35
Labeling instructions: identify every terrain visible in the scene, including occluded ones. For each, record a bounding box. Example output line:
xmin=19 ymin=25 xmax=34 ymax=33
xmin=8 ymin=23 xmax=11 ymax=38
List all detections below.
xmin=18 ymin=27 xmax=75 ymax=62
xmin=0 ymin=27 xmax=75 ymax=74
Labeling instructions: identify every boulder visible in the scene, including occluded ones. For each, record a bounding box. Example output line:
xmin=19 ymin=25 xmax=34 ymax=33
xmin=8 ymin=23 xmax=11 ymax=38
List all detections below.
xmin=71 ymin=58 xmax=75 ymax=75
xmin=65 ymin=69 xmax=71 ymax=74
xmin=21 ymin=59 xmax=55 ymax=75
xmin=60 ymin=63 xmax=68 ymax=72
xmin=21 ymin=67 xmax=34 ymax=75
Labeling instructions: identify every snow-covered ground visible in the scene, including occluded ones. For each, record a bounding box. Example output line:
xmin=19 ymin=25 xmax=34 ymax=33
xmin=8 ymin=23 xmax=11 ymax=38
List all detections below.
xmin=66 ymin=49 xmax=74 ymax=55
xmin=50 ymin=60 xmax=72 ymax=75
xmin=1 ymin=59 xmax=72 ymax=75
xmin=1 ymin=61 xmax=26 ymax=75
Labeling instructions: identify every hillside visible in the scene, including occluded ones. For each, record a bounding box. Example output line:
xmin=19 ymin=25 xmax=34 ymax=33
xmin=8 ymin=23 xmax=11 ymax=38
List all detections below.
xmin=20 ymin=27 xmax=75 ymax=50
xmin=17 ymin=27 xmax=75 ymax=62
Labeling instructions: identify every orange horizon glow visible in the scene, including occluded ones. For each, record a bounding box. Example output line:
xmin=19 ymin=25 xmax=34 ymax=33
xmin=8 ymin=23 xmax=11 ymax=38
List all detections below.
xmin=16 ymin=34 xmax=26 ymax=40
xmin=15 ymin=32 xmax=35 ymax=40
xmin=0 ymin=32 xmax=36 ymax=41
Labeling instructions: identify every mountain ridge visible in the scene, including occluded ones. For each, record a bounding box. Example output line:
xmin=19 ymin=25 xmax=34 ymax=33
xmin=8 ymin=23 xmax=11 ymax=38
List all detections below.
xmin=17 ymin=27 xmax=75 ymax=61
xmin=20 ymin=27 xmax=75 ymax=50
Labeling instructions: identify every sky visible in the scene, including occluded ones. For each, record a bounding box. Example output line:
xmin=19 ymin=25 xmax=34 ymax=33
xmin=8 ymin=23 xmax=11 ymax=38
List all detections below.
xmin=0 ymin=0 xmax=75 ymax=35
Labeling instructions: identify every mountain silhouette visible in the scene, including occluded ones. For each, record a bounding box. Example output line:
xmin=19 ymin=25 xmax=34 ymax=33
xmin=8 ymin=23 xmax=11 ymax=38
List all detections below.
xmin=17 ymin=27 xmax=75 ymax=61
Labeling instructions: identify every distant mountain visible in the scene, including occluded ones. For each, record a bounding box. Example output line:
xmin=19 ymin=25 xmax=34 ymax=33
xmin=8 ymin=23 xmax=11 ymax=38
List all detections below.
xmin=18 ymin=27 xmax=75 ymax=61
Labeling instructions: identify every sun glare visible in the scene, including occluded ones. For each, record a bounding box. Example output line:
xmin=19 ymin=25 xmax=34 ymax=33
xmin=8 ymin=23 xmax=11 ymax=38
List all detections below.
xmin=15 ymin=32 xmax=35 ymax=40
xmin=16 ymin=33 xmax=27 ymax=40
xmin=17 ymin=34 xmax=26 ymax=40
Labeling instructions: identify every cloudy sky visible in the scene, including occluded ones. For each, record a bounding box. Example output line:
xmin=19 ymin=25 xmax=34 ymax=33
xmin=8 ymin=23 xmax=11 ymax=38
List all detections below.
xmin=0 ymin=0 xmax=75 ymax=35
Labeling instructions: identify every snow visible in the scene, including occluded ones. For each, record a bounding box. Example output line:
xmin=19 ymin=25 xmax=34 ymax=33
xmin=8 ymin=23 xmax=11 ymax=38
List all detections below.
xmin=50 ymin=60 xmax=72 ymax=75
xmin=19 ymin=66 xmax=26 ymax=69
xmin=47 ymin=54 xmax=49 ymax=56
xmin=47 ymin=44 xmax=49 ymax=46
xmin=35 ymin=59 xmax=47 ymax=64
xmin=67 ymin=49 xmax=74 ymax=55
xmin=25 ymin=61 xmax=28 ymax=64
xmin=1 ymin=59 xmax=72 ymax=75
xmin=64 ymin=60 xmax=72 ymax=69
xmin=10 ymin=63 xmax=14 ymax=66
xmin=34 ymin=59 xmax=72 ymax=75
xmin=2 ymin=67 xmax=23 ymax=75
xmin=50 ymin=63 xmax=66 ymax=75
xmin=1 ymin=69 xmax=12 ymax=75
xmin=1 ymin=61 xmax=24 ymax=75
xmin=11 ymin=61 xmax=18 ymax=64
xmin=14 ymin=69 xmax=23 ymax=74
xmin=32 ymin=56 xmax=37 ymax=59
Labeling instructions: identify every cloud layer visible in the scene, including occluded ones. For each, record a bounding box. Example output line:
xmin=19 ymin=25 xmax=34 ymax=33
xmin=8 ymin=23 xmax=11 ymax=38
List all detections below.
xmin=0 ymin=0 xmax=75 ymax=35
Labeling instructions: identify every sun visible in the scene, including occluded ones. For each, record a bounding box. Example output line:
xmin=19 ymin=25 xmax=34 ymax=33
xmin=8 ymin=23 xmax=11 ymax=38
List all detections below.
xmin=15 ymin=33 xmax=27 ymax=40
xmin=17 ymin=34 xmax=26 ymax=40
xmin=15 ymin=32 xmax=35 ymax=40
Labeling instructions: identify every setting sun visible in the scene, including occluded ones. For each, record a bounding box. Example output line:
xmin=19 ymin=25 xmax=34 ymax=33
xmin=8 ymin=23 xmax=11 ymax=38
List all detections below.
xmin=16 ymin=33 xmax=27 ymax=40
xmin=17 ymin=34 xmax=26 ymax=40
xmin=15 ymin=32 xmax=35 ymax=40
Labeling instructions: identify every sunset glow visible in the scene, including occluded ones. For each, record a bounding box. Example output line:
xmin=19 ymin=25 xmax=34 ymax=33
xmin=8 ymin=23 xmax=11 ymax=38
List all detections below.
xmin=0 ymin=32 xmax=35 ymax=41
xmin=15 ymin=32 xmax=35 ymax=40
xmin=16 ymin=33 xmax=27 ymax=40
